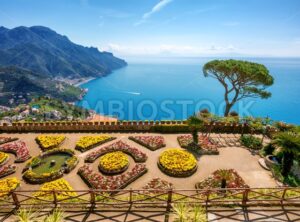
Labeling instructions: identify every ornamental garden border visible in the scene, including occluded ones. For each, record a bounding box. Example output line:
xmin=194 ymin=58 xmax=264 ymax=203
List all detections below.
xmin=78 ymin=164 xmax=148 ymax=191
xmin=128 ymin=135 xmax=166 ymax=151
xmin=0 ymin=165 xmax=16 ymax=178
xmin=157 ymin=161 xmax=198 ymax=178
xmin=85 ymin=140 xmax=148 ymax=163
xmin=0 ymin=140 xmax=31 ymax=162
xmin=0 ymin=136 xmax=18 ymax=145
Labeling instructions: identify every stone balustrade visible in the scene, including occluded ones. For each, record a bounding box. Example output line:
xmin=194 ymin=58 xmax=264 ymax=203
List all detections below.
xmin=0 ymin=120 xmax=274 ymax=135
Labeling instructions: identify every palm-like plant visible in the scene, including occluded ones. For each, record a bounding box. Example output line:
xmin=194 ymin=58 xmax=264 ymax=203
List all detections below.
xmin=187 ymin=115 xmax=204 ymax=144
xmin=45 ymin=208 xmax=66 ymax=222
xmin=15 ymin=208 xmax=39 ymax=222
xmin=272 ymin=132 xmax=300 ymax=177
xmin=172 ymin=203 xmax=189 ymax=222
xmin=218 ymin=169 xmax=233 ymax=189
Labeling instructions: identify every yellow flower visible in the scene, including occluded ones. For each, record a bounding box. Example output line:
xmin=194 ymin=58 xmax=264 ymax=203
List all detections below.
xmin=76 ymin=135 xmax=113 ymax=150
xmin=0 ymin=151 xmax=9 ymax=164
xmin=33 ymin=178 xmax=77 ymax=201
xmin=36 ymin=135 xmax=66 ymax=150
xmin=0 ymin=177 xmax=20 ymax=197
xmin=99 ymin=151 xmax=129 ymax=172
xmin=159 ymin=148 xmax=197 ymax=173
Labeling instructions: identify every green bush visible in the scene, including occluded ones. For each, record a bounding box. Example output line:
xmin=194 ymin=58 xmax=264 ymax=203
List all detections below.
xmin=262 ymin=143 xmax=276 ymax=156
xmin=271 ymin=164 xmax=300 ymax=187
xmin=240 ymin=135 xmax=262 ymax=150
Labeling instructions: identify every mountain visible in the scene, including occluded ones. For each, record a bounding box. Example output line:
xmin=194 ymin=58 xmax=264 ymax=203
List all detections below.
xmin=0 ymin=26 xmax=127 ymax=78
xmin=0 ymin=66 xmax=84 ymax=106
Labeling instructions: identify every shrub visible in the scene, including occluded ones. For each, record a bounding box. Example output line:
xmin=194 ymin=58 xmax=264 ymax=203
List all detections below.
xmin=240 ymin=135 xmax=262 ymax=150
xmin=263 ymin=143 xmax=276 ymax=156
xmin=274 ymin=121 xmax=295 ymax=132
xmin=229 ymin=111 xmax=239 ymax=117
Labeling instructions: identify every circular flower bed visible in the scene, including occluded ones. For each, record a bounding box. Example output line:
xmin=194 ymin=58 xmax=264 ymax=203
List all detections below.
xmin=23 ymin=148 xmax=78 ymax=184
xmin=98 ymin=151 xmax=129 ymax=174
xmin=158 ymin=148 xmax=197 ymax=177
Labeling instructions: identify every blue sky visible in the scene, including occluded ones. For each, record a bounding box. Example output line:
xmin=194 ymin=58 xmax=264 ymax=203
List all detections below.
xmin=0 ymin=0 xmax=300 ymax=58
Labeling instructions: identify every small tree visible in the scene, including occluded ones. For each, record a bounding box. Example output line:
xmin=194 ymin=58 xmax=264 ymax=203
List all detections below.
xmin=273 ymin=132 xmax=300 ymax=177
xmin=187 ymin=115 xmax=204 ymax=144
xmin=203 ymin=60 xmax=274 ymax=116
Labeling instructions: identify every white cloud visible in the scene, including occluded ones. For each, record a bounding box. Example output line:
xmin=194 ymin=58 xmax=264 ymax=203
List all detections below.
xmin=103 ymin=43 xmax=238 ymax=56
xmin=134 ymin=0 xmax=173 ymax=26
xmin=143 ymin=0 xmax=173 ymax=19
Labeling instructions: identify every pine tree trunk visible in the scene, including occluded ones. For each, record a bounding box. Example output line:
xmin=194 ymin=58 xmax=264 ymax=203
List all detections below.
xmin=224 ymin=104 xmax=232 ymax=116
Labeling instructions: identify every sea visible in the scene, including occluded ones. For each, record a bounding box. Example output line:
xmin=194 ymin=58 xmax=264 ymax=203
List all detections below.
xmin=76 ymin=57 xmax=300 ymax=124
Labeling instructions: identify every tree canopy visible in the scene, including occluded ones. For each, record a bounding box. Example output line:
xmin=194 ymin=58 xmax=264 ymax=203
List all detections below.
xmin=203 ymin=59 xmax=274 ymax=116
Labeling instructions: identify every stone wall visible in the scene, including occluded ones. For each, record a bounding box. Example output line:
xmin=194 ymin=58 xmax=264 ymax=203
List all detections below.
xmin=0 ymin=121 xmax=275 ymax=134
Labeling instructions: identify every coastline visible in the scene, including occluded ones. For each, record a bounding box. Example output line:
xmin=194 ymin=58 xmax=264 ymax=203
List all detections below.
xmin=74 ymin=77 xmax=96 ymax=87
xmin=87 ymin=113 xmax=118 ymax=122
xmin=73 ymin=77 xmax=117 ymax=122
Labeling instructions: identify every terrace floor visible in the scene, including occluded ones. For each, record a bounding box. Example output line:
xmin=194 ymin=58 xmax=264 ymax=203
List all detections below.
xmin=1 ymin=132 xmax=289 ymax=221
xmin=0 ymin=132 xmax=277 ymax=191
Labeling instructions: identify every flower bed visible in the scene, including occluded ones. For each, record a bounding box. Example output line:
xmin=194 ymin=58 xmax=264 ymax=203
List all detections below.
xmin=78 ymin=164 xmax=147 ymax=190
xmin=0 ymin=177 xmax=20 ymax=197
xmin=75 ymin=135 xmax=116 ymax=152
xmin=0 ymin=141 xmax=31 ymax=162
xmin=142 ymin=178 xmax=173 ymax=194
xmin=0 ymin=152 xmax=9 ymax=165
xmin=23 ymin=148 xmax=78 ymax=184
xmin=195 ymin=169 xmax=249 ymax=190
xmin=0 ymin=165 xmax=17 ymax=178
xmin=98 ymin=151 xmax=129 ymax=175
xmin=177 ymin=135 xmax=219 ymax=155
xmin=33 ymin=178 xmax=77 ymax=201
xmin=35 ymin=135 xmax=66 ymax=150
xmin=158 ymin=148 xmax=197 ymax=177
xmin=129 ymin=136 xmax=166 ymax=151
xmin=85 ymin=140 xmax=147 ymax=163
xmin=0 ymin=137 xmax=18 ymax=145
